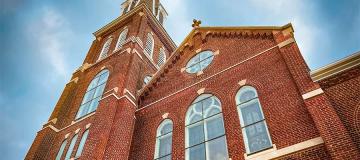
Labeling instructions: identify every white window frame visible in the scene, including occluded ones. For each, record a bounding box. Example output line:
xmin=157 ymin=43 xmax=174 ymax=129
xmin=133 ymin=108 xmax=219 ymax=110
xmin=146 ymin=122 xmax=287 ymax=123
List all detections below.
xmin=185 ymin=94 xmax=229 ymax=160
xmin=154 ymin=119 xmax=173 ymax=160
xmin=64 ymin=134 xmax=78 ymax=159
xmin=98 ymin=37 xmax=113 ymax=61
xmin=75 ymin=129 xmax=90 ymax=158
xmin=157 ymin=47 xmax=166 ymax=67
xmin=236 ymin=86 xmax=273 ymax=155
xmin=55 ymin=139 xmax=68 ymax=160
xmin=76 ymin=69 xmax=109 ymax=119
xmin=127 ymin=0 xmax=140 ymax=12
xmin=144 ymin=33 xmax=155 ymax=59
xmin=114 ymin=27 xmax=128 ymax=51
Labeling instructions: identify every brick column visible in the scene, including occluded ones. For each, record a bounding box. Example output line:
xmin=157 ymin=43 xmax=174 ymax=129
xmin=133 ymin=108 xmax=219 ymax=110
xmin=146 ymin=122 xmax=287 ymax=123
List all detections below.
xmin=103 ymin=98 xmax=136 ymax=159
xmin=25 ymin=127 xmax=57 ymax=160
xmin=80 ymin=95 xmax=119 ymax=160
xmin=273 ymin=27 xmax=359 ymax=159
xmin=304 ymin=93 xmax=359 ymax=159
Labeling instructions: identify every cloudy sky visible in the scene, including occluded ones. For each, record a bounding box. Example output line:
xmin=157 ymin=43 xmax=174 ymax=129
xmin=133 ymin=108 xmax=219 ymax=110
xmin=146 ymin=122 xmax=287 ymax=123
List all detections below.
xmin=0 ymin=0 xmax=359 ymax=159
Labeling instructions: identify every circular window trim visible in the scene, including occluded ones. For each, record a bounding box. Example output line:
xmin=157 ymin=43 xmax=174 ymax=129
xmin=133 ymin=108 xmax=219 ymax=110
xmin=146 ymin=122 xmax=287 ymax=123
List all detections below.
xmin=185 ymin=50 xmax=215 ymax=74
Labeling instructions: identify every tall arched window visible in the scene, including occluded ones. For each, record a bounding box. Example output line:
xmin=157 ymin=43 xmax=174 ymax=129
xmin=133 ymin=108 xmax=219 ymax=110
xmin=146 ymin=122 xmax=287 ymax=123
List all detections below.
xmin=64 ymin=134 xmax=78 ymax=160
xmin=235 ymin=86 xmax=272 ymax=154
xmin=157 ymin=48 xmax=166 ymax=67
xmin=55 ymin=139 xmax=68 ymax=160
xmin=76 ymin=69 xmax=110 ymax=119
xmin=75 ymin=129 xmax=90 ymax=158
xmin=98 ymin=37 xmax=113 ymax=61
xmin=185 ymin=94 xmax=229 ymax=160
xmin=144 ymin=33 xmax=154 ymax=58
xmin=154 ymin=119 xmax=173 ymax=160
xmin=128 ymin=0 xmax=140 ymax=11
xmin=115 ymin=28 xmax=128 ymax=51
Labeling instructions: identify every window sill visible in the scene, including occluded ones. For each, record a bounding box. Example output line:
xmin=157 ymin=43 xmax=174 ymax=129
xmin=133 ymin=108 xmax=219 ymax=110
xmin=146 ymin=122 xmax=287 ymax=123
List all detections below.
xmin=244 ymin=144 xmax=277 ymax=160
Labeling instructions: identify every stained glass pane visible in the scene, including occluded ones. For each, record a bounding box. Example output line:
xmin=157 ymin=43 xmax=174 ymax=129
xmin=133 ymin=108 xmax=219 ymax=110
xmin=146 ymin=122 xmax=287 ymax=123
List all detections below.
xmin=205 ymin=115 xmax=225 ymax=140
xmin=187 ymin=144 xmax=205 ymax=160
xmin=158 ymin=135 xmax=172 ymax=157
xmin=187 ymin=121 xmax=204 ymax=147
xmin=240 ymin=100 xmax=263 ymax=126
xmin=244 ymin=121 xmax=272 ymax=153
xmin=205 ymin=136 xmax=228 ymax=160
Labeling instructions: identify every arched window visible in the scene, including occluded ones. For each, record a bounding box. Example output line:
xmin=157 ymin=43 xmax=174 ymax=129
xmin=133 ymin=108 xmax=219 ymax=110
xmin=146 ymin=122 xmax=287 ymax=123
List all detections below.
xmin=235 ymin=86 xmax=272 ymax=154
xmin=157 ymin=48 xmax=166 ymax=67
xmin=154 ymin=119 xmax=173 ymax=160
xmin=76 ymin=69 xmax=110 ymax=119
xmin=98 ymin=37 xmax=113 ymax=61
xmin=75 ymin=129 xmax=90 ymax=158
xmin=64 ymin=134 xmax=78 ymax=159
xmin=55 ymin=139 xmax=68 ymax=160
xmin=115 ymin=28 xmax=128 ymax=51
xmin=128 ymin=0 xmax=140 ymax=11
xmin=185 ymin=94 xmax=229 ymax=160
xmin=144 ymin=33 xmax=154 ymax=58
xmin=144 ymin=75 xmax=152 ymax=85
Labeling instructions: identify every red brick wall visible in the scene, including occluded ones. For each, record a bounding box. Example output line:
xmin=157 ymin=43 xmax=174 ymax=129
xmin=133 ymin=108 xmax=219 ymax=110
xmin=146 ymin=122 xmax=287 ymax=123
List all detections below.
xmin=320 ymin=66 xmax=360 ymax=151
xmin=275 ymin=144 xmax=330 ymax=160
xmin=130 ymin=32 xmax=322 ymax=160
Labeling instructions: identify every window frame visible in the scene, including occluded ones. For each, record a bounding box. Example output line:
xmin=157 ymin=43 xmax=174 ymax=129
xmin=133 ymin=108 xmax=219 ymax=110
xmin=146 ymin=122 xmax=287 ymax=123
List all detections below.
xmin=185 ymin=94 xmax=229 ymax=160
xmin=144 ymin=33 xmax=155 ymax=59
xmin=114 ymin=27 xmax=128 ymax=51
xmin=98 ymin=37 xmax=113 ymax=61
xmin=157 ymin=47 xmax=166 ymax=67
xmin=235 ymin=86 xmax=273 ymax=155
xmin=64 ymin=134 xmax=79 ymax=160
xmin=154 ymin=119 xmax=173 ymax=160
xmin=55 ymin=139 xmax=68 ymax=160
xmin=75 ymin=129 xmax=90 ymax=158
xmin=185 ymin=50 xmax=215 ymax=74
xmin=75 ymin=69 xmax=110 ymax=120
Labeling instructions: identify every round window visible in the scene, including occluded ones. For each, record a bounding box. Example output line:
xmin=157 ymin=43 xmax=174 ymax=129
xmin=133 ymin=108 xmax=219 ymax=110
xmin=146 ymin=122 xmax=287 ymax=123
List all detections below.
xmin=185 ymin=50 xmax=214 ymax=73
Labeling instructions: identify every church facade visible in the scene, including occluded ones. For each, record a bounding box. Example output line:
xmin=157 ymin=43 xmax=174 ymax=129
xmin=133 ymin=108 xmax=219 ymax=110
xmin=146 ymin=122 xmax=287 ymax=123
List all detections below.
xmin=26 ymin=0 xmax=360 ymax=159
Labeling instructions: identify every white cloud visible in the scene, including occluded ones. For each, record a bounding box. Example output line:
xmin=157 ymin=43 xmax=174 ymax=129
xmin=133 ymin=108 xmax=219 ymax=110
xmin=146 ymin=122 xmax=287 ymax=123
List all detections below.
xmin=27 ymin=7 xmax=71 ymax=80
xmin=162 ymin=0 xmax=192 ymax=45
xmin=248 ymin=0 xmax=327 ymax=64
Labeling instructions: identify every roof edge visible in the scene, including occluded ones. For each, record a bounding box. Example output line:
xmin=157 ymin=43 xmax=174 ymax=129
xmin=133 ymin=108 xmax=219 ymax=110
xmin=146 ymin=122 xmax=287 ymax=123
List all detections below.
xmin=311 ymin=51 xmax=360 ymax=82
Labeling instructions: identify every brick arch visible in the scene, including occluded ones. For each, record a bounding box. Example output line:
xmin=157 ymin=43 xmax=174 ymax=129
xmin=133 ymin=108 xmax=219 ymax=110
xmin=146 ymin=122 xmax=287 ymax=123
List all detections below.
xmin=355 ymin=103 xmax=360 ymax=133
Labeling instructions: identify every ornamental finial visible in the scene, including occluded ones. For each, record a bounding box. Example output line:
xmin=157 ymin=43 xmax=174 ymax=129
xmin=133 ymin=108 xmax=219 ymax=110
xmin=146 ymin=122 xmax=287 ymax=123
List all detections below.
xmin=192 ymin=19 xmax=201 ymax=28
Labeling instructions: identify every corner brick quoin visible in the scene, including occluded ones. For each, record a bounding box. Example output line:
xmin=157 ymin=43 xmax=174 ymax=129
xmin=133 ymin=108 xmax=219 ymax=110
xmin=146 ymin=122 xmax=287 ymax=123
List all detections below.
xmin=25 ymin=1 xmax=360 ymax=160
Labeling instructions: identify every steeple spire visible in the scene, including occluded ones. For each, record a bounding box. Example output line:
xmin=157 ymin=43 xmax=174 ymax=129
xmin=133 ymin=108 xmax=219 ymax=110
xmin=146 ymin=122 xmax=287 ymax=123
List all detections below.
xmin=121 ymin=0 xmax=168 ymax=25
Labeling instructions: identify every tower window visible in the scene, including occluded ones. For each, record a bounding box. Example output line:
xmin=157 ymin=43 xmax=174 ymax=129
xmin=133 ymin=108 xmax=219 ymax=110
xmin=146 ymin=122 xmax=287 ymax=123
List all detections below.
xmin=236 ymin=86 xmax=272 ymax=154
xmin=55 ymin=139 xmax=68 ymax=160
xmin=185 ymin=50 xmax=214 ymax=74
xmin=115 ymin=28 xmax=128 ymax=51
xmin=75 ymin=129 xmax=90 ymax=158
xmin=76 ymin=69 xmax=110 ymax=119
xmin=98 ymin=37 xmax=113 ymax=61
xmin=128 ymin=0 xmax=140 ymax=11
xmin=157 ymin=48 xmax=166 ymax=67
xmin=144 ymin=33 xmax=155 ymax=59
xmin=65 ymin=134 xmax=79 ymax=159
xmin=154 ymin=119 xmax=173 ymax=160
xmin=185 ymin=94 xmax=229 ymax=160
xmin=144 ymin=75 xmax=152 ymax=85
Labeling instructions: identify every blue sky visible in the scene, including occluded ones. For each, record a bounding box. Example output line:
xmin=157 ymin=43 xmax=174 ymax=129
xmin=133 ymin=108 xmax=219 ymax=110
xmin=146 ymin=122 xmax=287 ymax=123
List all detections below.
xmin=0 ymin=0 xmax=359 ymax=159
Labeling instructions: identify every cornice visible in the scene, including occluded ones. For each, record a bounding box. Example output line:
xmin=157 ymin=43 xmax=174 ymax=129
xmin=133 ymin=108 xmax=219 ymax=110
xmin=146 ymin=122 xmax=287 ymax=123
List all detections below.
xmin=138 ymin=23 xmax=293 ymax=98
xmin=311 ymin=51 xmax=360 ymax=82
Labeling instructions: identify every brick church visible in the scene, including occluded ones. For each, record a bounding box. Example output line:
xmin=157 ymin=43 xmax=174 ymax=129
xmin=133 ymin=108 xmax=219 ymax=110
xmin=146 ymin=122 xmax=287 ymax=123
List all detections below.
xmin=26 ymin=0 xmax=360 ymax=159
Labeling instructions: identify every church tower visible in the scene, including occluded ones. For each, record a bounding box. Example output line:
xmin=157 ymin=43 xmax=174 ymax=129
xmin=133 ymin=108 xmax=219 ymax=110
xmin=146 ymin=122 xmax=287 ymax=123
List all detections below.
xmin=25 ymin=0 xmax=176 ymax=159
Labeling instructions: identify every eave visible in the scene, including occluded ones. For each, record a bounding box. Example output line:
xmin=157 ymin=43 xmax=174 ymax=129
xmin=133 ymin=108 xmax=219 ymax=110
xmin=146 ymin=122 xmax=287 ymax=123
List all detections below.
xmin=311 ymin=51 xmax=360 ymax=82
